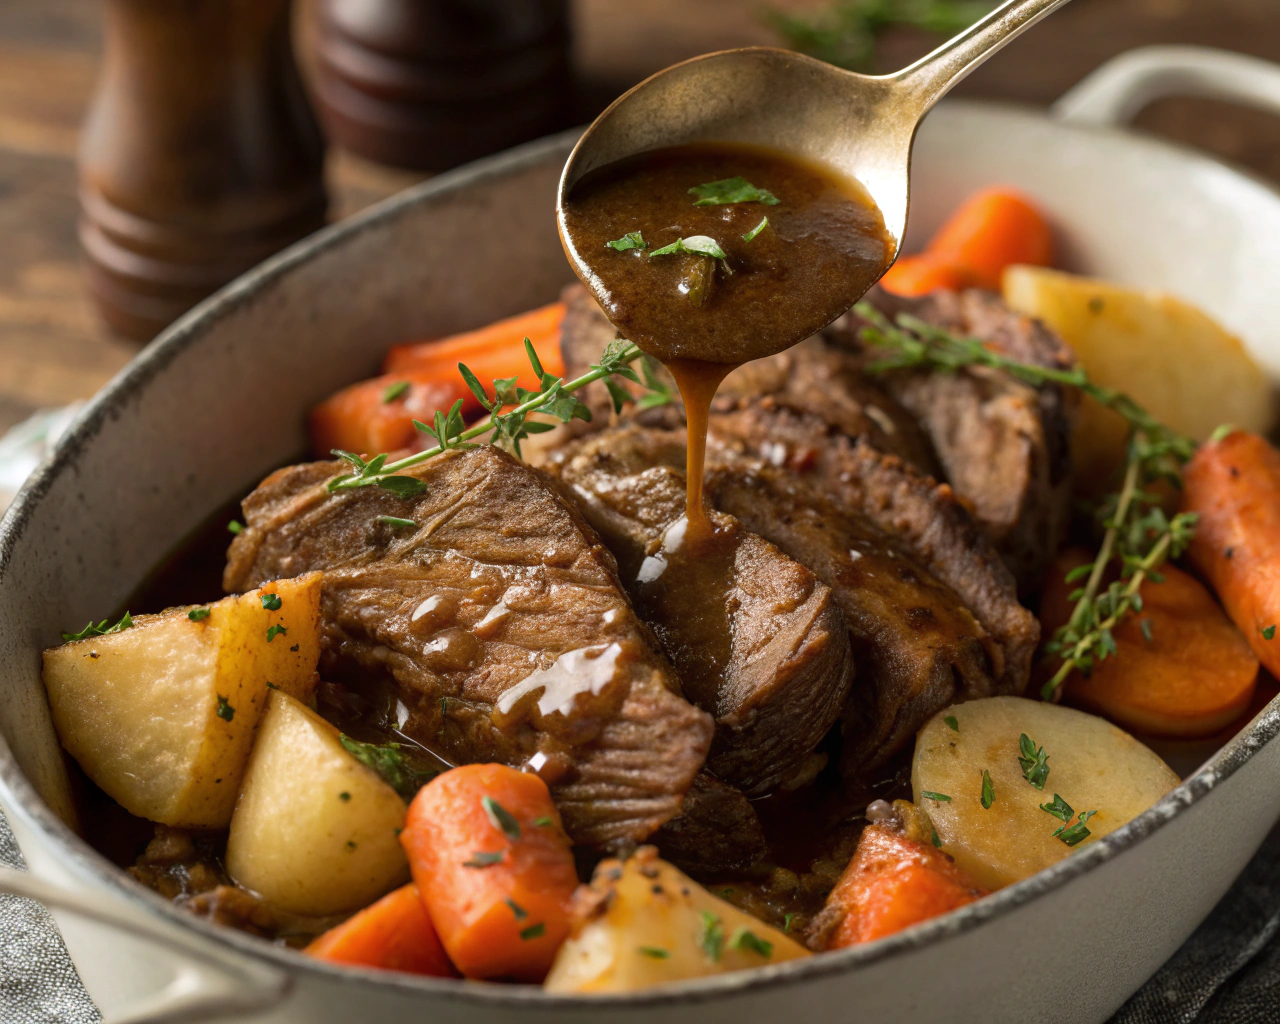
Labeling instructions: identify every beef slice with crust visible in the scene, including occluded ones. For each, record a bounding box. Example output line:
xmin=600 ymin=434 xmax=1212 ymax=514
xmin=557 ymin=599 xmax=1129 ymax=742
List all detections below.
xmin=651 ymin=772 xmax=770 ymax=878
xmin=223 ymin=445 xmax=713 ymax=850
xmin=830 ymin=287 xmax=1076 ymax=592
xmin=708 ymin=397 xmax=1038 ymax=696
xmin=544 ymin=424 xmax=854 ymax=797
xmin=701 ymin=458 xmax=1003 ymax=779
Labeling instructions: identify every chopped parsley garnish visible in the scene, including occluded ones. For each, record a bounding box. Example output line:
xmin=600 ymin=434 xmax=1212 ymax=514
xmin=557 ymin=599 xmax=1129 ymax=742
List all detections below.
xmin=376 ymin=515 xmax=418 ymax=528
xmin=462 ymin=851 xmax=504 ymax=868
xmin=188 ymin=607 xmax=211 ymax=622
xmin=920 ymin=791 xmax=951 ymax=803
xmin=728 ymin=927 xmax=773 ymax=959
xmin=532 ymin=816 xmax=553 ymax=828
xmin=62 ymin=611 xmax=133 ymax=642
xmin=227 ymin=520 xmax=244 ymax=535
xmin=347 ymin=840 xmax=357 ymax=850
xmin=1040 ymin=794 xmax=1074 ymax=823
xmin=339 ymin=791 xmax=351 ymax=802
xmin=482 ymin=796 xmax=522 ymax=843
xmin=783 ymin=912 xmax=797 ymax=933
xmin=649 ymin=235 xmax=728 ymax=261
xmin=504 ymin=897 xmax=528 ymax=920
xmin=1017 ymin=733 xmax=1050 ymax=790
xmin=980 ymin=770 xmax=995 ymax=809
xmin=944 ymin=715 xmax=959 ymax=732
xmin=606 ymin=231 xmax=648 ymax=252
xmin=689 ymin=176 xmax=780 ymax=207
xmin=216 ymin=695 xmax=235 ymax=722
xmin=382 ymin=381 xmax=411 ymax=404
xmin=1053 ymin=809 xmax=1098 ymax=847
xmin=266 ymin=624 xmax=287 ymax=643
xmin=1264 ymin=625 xmax=1276 ymax=641
xmin=931 ymin=826 xmax=942 ymax=848
xmin=260 ymin=593 xmax=282 ymax=611
xmin=638 ymin=946 xmax=670 ymax=959
xmin=741 ymin=216 xmax=769 ymax=243
xmin=519 ymin=922 xmax=545 ymax=941
xmin=339 ymin=735 xmax=438 ymax=799
xmin=266 ymin=681 xmax=278 ymax=690
xmin=699 ymin=911 xmax=725 ymax=962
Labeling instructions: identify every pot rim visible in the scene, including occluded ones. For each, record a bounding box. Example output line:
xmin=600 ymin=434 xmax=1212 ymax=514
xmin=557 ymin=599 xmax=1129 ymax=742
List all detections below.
xmin=4 ymin=102 xmax=1280 ymax=1007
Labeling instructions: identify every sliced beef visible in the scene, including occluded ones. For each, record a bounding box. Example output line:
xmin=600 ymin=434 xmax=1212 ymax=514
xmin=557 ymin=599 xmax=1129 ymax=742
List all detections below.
xmin=651 ymin=772 xmax=769 ymax=878
xmin=545 ymin=425 xmax=854 ymax=797
xmin=830 ymin=287 xmax=1076 ymax=592
xmin=224 ymin=446 xmax=713 ymax=850
xmin=701 ymin=459 xmax=1003 ymax=779
xmin=708 ymin=398 xmax=1038 ymax=694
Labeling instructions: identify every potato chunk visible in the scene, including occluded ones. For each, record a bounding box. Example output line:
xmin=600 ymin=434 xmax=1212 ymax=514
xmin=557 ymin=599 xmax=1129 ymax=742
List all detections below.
xmin=912 ymin=696 xmax=1178 ymax=890
xmin=544 ymin=846 xmax=808 ymax=993
xmin=1003 ymin=265 xmax=1275 ymax=484
xmin=42 ymin=574 xmax=322 ymax=827
xmin=226 ymin=690 xmax=408 ymax=916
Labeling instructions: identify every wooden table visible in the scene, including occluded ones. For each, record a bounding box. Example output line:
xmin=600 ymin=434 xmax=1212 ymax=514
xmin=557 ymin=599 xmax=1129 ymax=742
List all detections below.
xmin=1 ymin=0 xmax=1278 ymax=435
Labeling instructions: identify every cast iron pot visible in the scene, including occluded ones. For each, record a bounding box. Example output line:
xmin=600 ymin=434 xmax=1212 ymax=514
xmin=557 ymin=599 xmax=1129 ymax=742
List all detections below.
xmin=3 ymin=45 xmax=1280 ymax=1024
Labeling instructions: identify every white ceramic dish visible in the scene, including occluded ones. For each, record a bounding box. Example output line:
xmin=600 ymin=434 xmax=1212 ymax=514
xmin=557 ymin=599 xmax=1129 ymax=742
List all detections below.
xmin=3 ymin=45 xmax=1280 ymax=1024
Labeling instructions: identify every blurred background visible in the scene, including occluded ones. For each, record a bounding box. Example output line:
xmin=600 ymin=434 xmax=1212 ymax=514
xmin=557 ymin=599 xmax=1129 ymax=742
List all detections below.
xmin=0 ymin=0 xmax=1277 ymax=449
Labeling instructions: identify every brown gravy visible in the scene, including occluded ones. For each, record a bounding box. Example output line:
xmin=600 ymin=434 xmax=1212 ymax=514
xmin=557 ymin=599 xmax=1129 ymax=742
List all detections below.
xmin=561 ymin=142 xmax=892 ymax=535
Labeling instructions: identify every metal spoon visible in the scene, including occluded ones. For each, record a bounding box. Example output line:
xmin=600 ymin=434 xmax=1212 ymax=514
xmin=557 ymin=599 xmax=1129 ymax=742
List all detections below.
xmin=558 ymin=0 xmax=1074 ymax=281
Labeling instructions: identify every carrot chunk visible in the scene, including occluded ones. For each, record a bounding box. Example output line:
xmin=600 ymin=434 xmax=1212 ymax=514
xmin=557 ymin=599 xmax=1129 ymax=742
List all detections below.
xmin=924 ymin=187 xmax=1054 ymax=290
xmin=383 ymin=302 xmax=565 ymax=379
xmin=306 ymin=883 xmax=454 ymax=976
xmin=879 ymin=254 xmax=980 ymax=297
xmin=821 ymin=822 xmax=987 ymax=948
xmin=1040 ymin=548 xmax=1258 ymax=738
xmin=1183 ymin=430 xmax=1280 ymax=680
xmin=400 ymin=763 xmax=578 ymax=982
xmin=308 ymin=374 xmax=471 ymax=458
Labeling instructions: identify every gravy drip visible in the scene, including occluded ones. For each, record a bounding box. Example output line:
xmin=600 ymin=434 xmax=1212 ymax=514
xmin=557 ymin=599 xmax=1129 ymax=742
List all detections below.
xmin=562 ymin=142 xmax=892 ymax=531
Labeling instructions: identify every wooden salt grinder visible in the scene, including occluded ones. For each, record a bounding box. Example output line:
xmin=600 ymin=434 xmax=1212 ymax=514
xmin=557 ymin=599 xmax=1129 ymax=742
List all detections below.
xmin=312 ymin=0 xmax=572 ymax=172
xmin=80 ymin=0 xmax=328 ymax=340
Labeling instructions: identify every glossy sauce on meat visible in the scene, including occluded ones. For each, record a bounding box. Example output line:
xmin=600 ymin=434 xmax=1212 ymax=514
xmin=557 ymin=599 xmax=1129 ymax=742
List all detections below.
xmin=561 ymin=142 xmax=892 ymax=542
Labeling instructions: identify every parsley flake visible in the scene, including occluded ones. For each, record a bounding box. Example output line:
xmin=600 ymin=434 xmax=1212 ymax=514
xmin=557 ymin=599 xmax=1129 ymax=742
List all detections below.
xmin=339 ymin=791 xmax=351 ymax=802
xmin=699 ymin=911 xmax=725 ymax=962
xmin=921 ymin=791 xmax=951 ymax=803
xmin=227 ymin=520 xmax=244 ymax=535
xmin=1017 ymin=733 xmax=1050 ymax=790
xmin=504 ymin=897 xmax=528 ymax=920
xmin=266 ymin=624 xmax=287 ymax=643
xmin=339 ymin=735 xmax=438 ymax=799
xmin=519 ymin=923 xmax=546 ymax=941
xmin=931 ymin=826 xmax=942 ymax=848
xmin=62 ymin=611 xmax=133 ymax=642
xmin=606 ymin=231 xmax=648 ymax=252
xmin=382 ymin=381 xmax=411 ymax=404
xmin=533 ymin=816 xmax=553 ymax=828
xmin=689 ymin=176 xmax=780 ymax=206
xmin=1040 ymin=794 xmax=1074 ymax=823
xmin=188 ymin=607 xmax=211 ymax=622
xmin=1264 ymin=625 xmax=1276 ymax=641
xmin=482 ymin=796 xmax=522 ymax=843
xmin=216 ymin=695 xmax=235 ymax=722
xmin=260 ymin=593 xmax=282 ymax=611
xmin=462 ymin=851 xmax=504 ymax=868
xmin=649 ymin=235 xmax=728 ymax=261
xmin=638 ymin=946 xmax=670 ymax=959
xmin=944 ymin=715 xmax=959 ymax=732
xmin=980 ymin=770 xmax=995 ymax=809
xmin=741 ymin=216 xmax=769 ymax=243
xmin=728 ymin=927 xmax=773 ymax=959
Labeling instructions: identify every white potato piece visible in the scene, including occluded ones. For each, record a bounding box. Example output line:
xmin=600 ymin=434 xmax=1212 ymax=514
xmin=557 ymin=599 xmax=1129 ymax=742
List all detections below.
xmin=545 ymin=846 xmax=807 ymax=993
xmin=42 ymin=573 xmax=322 ymax=827
xmin=226 ymin=690 xmax=408 ymax=916
xmin=1003 ymin=265 xmax=1275 ymax=485
xmin=913 ymin=696 xmax=1179 ymax=891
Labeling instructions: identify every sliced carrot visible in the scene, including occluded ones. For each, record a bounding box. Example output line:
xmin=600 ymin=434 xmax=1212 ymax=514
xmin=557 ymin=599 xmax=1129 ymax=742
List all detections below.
xmin=924 ymin=187 xmax=1054 ymax=291
xmin=383 ymin=302 xmax=565 ymax=379
xmin=879 ymin=254 xmax=981 ymax=297
xmin=400 ymin=763 xmax=578 ymax=982
xmin=308 ymin=374 xmax=471 ymax=459
xmin=1039 ymin=547 xmax=1258 ymax=738
xmin=821 ymin=822 xmax=987 ymax=948
xmin=1183 ymin=430 xmax=1280 ymax=680
xmin=305 ymin=883 xmax=455 ymax=977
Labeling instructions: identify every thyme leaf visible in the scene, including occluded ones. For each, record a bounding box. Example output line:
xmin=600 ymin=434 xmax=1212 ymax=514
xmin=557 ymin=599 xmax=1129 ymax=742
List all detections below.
xmin=339 ymin=734 xmax=438 ymax=799
xmin=62 ymin=611 xmax=133 ymax=643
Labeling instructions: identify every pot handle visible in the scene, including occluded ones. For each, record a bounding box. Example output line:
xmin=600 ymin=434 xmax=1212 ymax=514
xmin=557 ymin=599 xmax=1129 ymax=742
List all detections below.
xmin=0 ymin=865 xmax=291 ymax=1024
xmin=1053 ymin=45 xmax=1280 ymax=127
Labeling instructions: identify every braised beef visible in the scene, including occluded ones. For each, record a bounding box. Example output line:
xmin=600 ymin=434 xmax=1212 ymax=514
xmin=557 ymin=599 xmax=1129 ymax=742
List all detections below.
xmin=651 ymin=773 xmax=769 ymax=878
xmin=225 ymin=446 xmax=714 ymax=850
xmin=831 ymin=287 xmax=1076 ymax=592
xmin=701 ymin=459 xmax=1003 ymax=778
xmin=545 ymin=425 xmax=854 ymax=797
xmin=708 ymin=398 xmax=1038 ymax=695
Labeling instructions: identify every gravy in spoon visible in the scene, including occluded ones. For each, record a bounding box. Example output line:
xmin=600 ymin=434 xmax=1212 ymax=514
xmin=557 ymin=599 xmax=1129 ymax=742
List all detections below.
xmin=561 ymin=142 xmax=892 ymax=542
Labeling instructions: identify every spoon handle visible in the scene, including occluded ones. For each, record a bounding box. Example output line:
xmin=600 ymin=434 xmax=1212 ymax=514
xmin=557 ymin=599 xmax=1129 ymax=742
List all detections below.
xmin=892 ymin=0 xmax=1076 ymax=114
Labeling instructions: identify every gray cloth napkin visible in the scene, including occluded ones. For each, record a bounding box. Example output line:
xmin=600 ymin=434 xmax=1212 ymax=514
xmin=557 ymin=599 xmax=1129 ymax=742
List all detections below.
xmin=2 ymin=802 xmax=1278 ymax=1022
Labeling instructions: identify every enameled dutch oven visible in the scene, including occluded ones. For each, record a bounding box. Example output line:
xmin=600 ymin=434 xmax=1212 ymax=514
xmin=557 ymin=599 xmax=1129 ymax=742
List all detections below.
xmin=3 ymin=45 xmax=1280 ymax=1024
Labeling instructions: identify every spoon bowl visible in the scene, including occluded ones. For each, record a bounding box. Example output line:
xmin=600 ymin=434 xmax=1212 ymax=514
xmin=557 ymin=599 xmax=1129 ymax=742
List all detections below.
xmin=558 ymin=0 xmax=1074 ymax=290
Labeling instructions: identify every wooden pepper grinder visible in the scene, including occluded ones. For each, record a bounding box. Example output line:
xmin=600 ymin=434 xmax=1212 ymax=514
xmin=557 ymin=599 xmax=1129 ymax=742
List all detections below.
xmin=312 ymin=0 xmax=572 ymax=172
xmin=80 ymin=0 xmax=328 ymax=340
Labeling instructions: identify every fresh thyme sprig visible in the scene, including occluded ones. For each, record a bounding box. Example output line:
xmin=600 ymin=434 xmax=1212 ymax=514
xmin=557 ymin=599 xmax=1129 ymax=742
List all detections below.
xmin=856 ymin=301 xmax=1200 ymax=701
xmin=326 ymin=337 xmax=666 ymax=494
